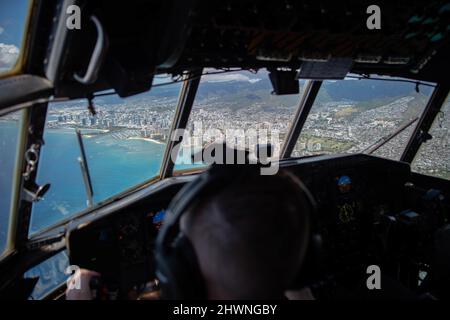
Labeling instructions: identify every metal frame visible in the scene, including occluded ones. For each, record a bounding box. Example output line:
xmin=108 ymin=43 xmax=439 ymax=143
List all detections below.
xmin=5 ymin=69 xmax=202 ymax=255
xmin=365 ymin=117 xmax=419 ymax=154
xmin=401 ymin=83 xmax=450 ymax=163
xmin=76 ymin=129 xmax=94 ymax=206
xmin=15 ymin=103 xmax=49 ymax=248
xmin=4 ymin=109 xmax=31 ymax=259
xmin=280 ymin=80 xmax=322 ymax=159
xmin=45 ymin=0 xmax=78 ymax=83
xmin=159 ymin=68 xmax=203 ymax=179
xmin=1 ymin=101 xmax=48 ymax=261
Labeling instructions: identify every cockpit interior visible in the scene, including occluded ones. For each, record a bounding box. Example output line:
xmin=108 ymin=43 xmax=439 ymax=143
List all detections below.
xmin=0 ymin=0 xmax=449 ymax=301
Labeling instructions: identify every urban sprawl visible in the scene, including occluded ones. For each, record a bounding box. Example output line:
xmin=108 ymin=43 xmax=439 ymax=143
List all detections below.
xmin=4 ymin=93 xmax=447 ymax=179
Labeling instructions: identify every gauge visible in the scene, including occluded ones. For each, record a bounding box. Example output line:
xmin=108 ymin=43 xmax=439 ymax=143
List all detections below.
xmin=337 ymin=175 xmax=352 ymax=193
xmin=337 ymin=202 xmax=356 ymax=223
xmin=152 ymin=210 xmax=166 ymax=230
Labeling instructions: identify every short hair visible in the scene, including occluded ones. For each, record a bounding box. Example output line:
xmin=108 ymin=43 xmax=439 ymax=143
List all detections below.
xmin=181 ymin=169 xmax=311 ymax=299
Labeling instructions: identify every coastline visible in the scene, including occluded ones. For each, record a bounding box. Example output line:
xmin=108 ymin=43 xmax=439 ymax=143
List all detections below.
xmin=127 ymin=136 xmax=165 ymax=145
xmin=11 ymin=124 xmax=166 ymax=145
xmin=46 ymin=126 xmax=111 ymax=133
xmin=81 ymin=128 xmax=110 ymax=133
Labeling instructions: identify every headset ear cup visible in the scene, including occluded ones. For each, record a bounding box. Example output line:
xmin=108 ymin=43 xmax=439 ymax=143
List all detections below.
xmin=175 ymin=235 xmax=207 ymax=298
xmin=156 ymin=234 xmax=206 ymax=299
xmin=155 ymin=168 xmax=235 ymax=299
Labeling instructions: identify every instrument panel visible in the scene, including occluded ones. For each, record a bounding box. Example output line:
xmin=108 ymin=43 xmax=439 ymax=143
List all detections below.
xmin=286 ymin=154 xmax=411 ymax=282
xmin=67 ymin=205 xmax=169 ymax=298
xmin=67 ymin=154 xmax=413 ymax=297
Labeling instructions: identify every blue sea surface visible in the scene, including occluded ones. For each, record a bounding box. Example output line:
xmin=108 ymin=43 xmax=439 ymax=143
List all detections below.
xmin=30 ymin=128 xmax=166 ymax=233
xmin=0 ymin=121 xmax=20 ymax=254
xmin=0 ymin=122 xmax=201 ymax=239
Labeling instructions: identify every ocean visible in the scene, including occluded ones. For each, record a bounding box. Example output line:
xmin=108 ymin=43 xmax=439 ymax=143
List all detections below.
xmin=0 ymin=121 xmax=19 ymax=253
xmin=0 ymin=122 xmax=191 ymax=241
xmin=32 ymin=127 xmax=169 ymax=233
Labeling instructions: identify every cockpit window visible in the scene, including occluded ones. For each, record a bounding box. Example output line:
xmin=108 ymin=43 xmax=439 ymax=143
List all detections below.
xmin=412 ymin=93 xmax=450 ymax=180
xmin=29 ymin=76 xmax=181 ymax=234
xmin=291 ymin=78 xmax=434 ymax=160
xmin=174 ymin=69 xmax=303 ymax=171
xmin=24 ymin=250 xmax=69 ymax=300
xmin=0 ymin=0 xmax=29 ymax=74
xmin=0 ymin=110 xmax=23 ymax=255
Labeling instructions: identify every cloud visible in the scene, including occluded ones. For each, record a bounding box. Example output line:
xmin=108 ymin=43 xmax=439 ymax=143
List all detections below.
xmin=0 ymin=43 xmax=19 ymax=72
xmin=0 ymin=26 xmax=4 ymax=35
xmin=202 ymin=73 xmax=261 ymax=83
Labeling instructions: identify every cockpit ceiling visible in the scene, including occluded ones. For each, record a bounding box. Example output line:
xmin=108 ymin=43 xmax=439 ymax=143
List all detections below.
xmin=46 ymin=0 xmax=450 ymax=98
xmin=159 ymin=0 xmax=450 ymax=82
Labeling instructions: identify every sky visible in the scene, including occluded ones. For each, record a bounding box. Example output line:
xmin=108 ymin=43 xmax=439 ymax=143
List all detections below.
xmin=0 ymin=0 xmax=30 ymax=72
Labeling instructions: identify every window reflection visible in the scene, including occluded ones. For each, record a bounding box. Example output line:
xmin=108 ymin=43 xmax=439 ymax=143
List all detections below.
xmin=0 ymin=111 xmax=22 ymax=255
xmin=24 ymin=251 xmax=69 ymax=300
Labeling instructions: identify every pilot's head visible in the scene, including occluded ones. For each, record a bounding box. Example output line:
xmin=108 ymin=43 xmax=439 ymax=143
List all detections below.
xmin=180 ymin=169 xmax=311 ymax=299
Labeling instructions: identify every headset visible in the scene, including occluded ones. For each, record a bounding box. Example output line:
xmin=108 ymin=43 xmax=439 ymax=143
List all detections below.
xmin=155 ymin=163 xmax=318 ymax=299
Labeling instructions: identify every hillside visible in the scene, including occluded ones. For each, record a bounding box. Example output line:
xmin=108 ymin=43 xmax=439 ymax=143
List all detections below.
xmin=92 ymin=71 xmax=434 ymax=113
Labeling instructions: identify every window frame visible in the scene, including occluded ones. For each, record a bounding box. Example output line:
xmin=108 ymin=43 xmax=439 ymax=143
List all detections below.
xmin=0 ymin=108 xmax=29 ymax=260
xmin=401 ymin=84 xmax=450 ymax=163
xmin=27 ymin=74 xmax=192 ymax=238
xmin=23 ymin=74 xmax=447 ymax=245
xmin=0 ymin=0 xmax=56 ymax=261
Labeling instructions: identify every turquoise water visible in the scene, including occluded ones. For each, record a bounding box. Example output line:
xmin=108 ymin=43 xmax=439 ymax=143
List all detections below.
xmin=0 ymin=121 xmax=20 ymax=253
xmin=1 ymin=122 xmax=201 ymax=241
xmin=30 ymin=128 xmax=166 ymax=233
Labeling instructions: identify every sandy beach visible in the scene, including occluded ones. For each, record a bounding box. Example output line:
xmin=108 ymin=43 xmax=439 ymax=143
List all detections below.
xmin=127 ymin=136 xmax=165 ymax=145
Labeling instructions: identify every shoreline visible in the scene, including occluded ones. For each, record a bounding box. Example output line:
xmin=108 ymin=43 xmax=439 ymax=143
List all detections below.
xmin=80 ymin=128 xmax=110 ymax=133
xmin=127 ymin=136 xmax=165 ymax=145
xmin=46 ymin=126 xmax=111 ymax=133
